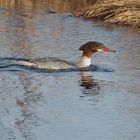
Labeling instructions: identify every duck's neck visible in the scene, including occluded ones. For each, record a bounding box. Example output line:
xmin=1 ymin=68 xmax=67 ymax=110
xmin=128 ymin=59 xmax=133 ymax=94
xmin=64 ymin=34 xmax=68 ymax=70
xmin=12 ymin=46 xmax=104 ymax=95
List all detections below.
xmin=77 ymin=55 xmax=91 ymax=68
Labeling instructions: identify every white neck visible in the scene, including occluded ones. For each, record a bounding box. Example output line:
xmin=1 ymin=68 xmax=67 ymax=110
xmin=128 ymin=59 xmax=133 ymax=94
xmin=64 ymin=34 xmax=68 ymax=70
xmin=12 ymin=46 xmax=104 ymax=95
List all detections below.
xmin=77 ymin=56 xmax=91 ymax=68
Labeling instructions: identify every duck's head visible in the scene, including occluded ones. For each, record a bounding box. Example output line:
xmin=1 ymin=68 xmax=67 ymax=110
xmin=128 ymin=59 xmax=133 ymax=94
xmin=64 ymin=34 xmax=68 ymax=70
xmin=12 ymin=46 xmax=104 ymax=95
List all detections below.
xmin=79 ymin=41 xmax=116 ymax=58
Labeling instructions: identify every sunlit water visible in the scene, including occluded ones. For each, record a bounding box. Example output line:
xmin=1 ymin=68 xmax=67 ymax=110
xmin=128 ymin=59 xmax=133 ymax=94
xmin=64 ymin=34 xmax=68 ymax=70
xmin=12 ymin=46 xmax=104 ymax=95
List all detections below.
xmin=0 ymin=1 xmax=140 ymax=140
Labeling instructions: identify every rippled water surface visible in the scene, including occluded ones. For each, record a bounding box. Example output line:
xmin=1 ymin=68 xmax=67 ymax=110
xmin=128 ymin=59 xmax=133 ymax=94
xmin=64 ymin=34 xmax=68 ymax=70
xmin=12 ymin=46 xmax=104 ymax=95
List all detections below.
xmin=0 ymin=1 xmax=140 ymax=140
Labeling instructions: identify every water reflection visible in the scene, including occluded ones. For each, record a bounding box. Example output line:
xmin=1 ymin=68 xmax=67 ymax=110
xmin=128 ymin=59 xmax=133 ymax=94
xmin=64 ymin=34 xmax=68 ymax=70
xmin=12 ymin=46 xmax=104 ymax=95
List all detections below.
xmin=0 ymin=0 xmax=95 ymax=14
xmin=16 ymin=72 xmax=42 ymax=140
xmin=3 ymin=3 xmax=35 ymax=58
xmin=80 ymin=70 xmax=100 ymax=95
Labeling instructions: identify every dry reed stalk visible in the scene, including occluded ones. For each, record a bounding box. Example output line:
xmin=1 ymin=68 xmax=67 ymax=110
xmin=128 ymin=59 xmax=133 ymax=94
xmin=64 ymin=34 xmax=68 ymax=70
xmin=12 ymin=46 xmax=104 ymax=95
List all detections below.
xmin=75 ymin=0 xmax=140 ymax=27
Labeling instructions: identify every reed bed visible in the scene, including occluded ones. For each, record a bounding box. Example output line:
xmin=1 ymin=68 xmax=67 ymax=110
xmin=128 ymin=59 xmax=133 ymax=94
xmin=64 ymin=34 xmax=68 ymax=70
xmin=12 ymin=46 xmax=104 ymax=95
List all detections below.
xmin=76 ymin=0 xmax=140 ymax=27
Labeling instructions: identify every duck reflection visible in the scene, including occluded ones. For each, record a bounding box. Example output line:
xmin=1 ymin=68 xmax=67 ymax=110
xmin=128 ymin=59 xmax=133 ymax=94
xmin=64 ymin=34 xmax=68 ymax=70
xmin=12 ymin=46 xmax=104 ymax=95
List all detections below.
xmin=80 ymin=69 xmax=100 ymax=95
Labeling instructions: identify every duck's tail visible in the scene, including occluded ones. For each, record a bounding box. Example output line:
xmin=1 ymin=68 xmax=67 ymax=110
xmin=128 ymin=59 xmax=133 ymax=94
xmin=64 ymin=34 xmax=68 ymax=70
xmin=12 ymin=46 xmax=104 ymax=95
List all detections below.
xmin=0 ymin=57 xmax=31 ymax=68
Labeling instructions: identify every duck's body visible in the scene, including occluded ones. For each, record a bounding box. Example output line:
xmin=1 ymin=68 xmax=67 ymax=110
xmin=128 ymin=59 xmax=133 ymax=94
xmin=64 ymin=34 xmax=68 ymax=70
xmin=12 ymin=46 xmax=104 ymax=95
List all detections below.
xmin=11 ymin=41 xmax=116 ymax=70
xmin=15 ymin=57 xmax=76 ymax=70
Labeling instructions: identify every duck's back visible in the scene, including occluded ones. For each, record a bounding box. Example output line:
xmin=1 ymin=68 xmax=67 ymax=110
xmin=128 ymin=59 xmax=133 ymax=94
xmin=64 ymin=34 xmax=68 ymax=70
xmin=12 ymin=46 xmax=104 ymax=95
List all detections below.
xmin=15 ymin=57 xmax=76 ymax=70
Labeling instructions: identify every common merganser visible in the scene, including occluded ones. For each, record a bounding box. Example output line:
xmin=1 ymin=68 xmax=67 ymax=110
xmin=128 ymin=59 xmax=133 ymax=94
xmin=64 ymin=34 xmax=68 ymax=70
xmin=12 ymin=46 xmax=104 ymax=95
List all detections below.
xmin=10 ymin=41 xmax=116 ymax=70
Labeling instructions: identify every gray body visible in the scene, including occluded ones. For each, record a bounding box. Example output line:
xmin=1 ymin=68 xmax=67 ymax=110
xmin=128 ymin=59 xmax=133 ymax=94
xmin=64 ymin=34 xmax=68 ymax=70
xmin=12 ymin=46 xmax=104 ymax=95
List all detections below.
xmin=14 ymin=57 xmax=77 ymax=70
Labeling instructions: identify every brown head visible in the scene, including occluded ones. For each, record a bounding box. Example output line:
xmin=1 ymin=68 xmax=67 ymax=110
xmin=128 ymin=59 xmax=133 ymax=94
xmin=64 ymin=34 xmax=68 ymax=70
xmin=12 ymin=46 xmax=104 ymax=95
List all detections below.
xmin=79 ymin=41 xmax=116 ymax=58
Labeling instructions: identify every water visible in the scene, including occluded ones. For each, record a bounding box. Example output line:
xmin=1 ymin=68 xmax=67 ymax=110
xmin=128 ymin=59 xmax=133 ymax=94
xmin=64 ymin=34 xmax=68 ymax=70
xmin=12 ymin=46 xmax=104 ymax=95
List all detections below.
xmin=0 ymin=1 xmax=140 ymax=140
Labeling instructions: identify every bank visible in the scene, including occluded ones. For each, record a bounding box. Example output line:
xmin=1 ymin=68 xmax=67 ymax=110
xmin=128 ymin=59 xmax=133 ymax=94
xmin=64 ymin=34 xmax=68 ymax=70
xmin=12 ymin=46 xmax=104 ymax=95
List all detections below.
xmin=75 ymin=0 xmax=140 ymax=28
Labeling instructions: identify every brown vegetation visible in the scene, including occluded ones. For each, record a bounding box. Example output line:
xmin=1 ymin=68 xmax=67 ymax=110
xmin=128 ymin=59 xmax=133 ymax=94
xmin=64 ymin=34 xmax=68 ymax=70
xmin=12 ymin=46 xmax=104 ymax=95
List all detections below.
xmin=75 ymin=0 xmax=140 ymax=28
xmin=0 ymin=0 xmax=140 ymax=27
xmin=0 ymin=0 xmax=33 ymax=7
xmin=0 ymin=0 xmax=94 ymax=12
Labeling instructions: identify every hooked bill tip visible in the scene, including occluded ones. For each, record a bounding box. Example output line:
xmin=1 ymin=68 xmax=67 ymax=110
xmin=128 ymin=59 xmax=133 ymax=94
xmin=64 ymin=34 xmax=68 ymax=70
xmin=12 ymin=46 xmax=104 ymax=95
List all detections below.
xmin=109 ymin=49 xmax=116 ymax=53
xmin=102 ymin=48 xmax=116 ymax=53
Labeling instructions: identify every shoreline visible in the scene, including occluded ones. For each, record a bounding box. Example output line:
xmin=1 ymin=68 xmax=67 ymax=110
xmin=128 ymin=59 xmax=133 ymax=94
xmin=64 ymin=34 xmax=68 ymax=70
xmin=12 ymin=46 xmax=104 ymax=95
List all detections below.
xmin=75 ymin=0 xmax=140 ymax=28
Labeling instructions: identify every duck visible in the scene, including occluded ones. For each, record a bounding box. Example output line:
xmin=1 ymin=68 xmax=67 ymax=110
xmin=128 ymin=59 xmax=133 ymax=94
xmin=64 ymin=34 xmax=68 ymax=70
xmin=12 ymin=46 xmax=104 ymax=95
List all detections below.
xmin=11 ymin=41 xmax=116 ymax=70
